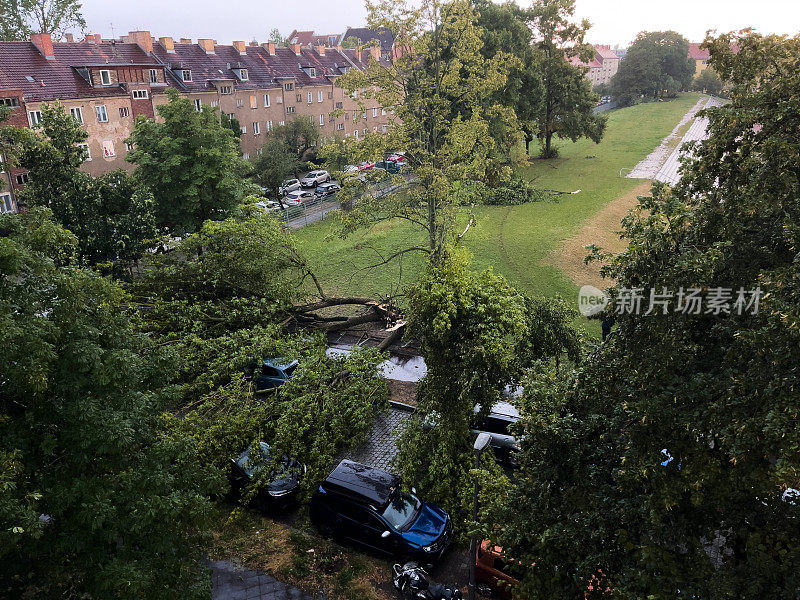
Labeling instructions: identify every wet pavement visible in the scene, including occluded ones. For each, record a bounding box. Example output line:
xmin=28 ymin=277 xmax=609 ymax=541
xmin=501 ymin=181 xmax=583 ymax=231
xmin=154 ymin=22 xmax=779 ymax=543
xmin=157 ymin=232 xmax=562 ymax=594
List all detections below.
xmin=210 ymin=560 xmax=323 ymax=600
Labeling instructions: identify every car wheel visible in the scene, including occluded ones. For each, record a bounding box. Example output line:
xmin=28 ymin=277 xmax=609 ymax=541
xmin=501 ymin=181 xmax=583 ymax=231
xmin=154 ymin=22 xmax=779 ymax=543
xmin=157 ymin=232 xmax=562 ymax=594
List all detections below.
xmin=477 ymin=583 xmax=493 ymax=598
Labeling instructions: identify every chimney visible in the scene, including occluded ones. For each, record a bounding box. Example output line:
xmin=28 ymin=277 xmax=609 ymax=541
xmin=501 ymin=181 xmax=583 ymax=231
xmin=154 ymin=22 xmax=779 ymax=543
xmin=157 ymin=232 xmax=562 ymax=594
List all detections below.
xmin=233 ymin=40 xmax=246 ymax=54
xmin=128 ymin=30 xmax=153 ymax=54
xmin=198 ymin=39 xmax=216 ymax=54
xmin=31 ymin=33 xmax=55 ymax=60
xmin=369 ymin=45 xmax=381 ymax=61
xmin=290 ymin=43 xmax=301 ymax=55
xmin=159 ymin=37 xmax=175 ymax=53
xmin=64 ymin=33 xmax=74 ymax=43
xmin=265 ymin=42 xmax=276 ymax=56
xmin=315 ymin=44 xmax=326 ymax=56
xmin=249 ymin=41 xmax=258 ymax=46
xmin=180 ymin=38 xmax=192 ymax=44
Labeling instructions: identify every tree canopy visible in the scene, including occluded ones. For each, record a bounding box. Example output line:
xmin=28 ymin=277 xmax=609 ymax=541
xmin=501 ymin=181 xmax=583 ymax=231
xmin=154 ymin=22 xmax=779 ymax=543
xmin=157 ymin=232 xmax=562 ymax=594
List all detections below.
xmin=488 ymin=31 xmax=800 ymax=599
xmin=0 ymin=0 xmax=85 ymax=40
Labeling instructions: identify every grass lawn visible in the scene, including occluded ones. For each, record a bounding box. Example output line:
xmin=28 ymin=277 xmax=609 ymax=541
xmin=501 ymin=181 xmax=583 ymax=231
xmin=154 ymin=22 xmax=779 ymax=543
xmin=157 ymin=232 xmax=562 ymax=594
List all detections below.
xmin=294 ymin=93 xmax=703 ymax=327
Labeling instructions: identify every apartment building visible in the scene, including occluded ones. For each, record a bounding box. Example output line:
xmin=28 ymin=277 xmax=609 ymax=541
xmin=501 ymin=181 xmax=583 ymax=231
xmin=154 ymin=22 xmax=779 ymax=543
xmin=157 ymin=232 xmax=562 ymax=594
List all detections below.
xmin=0 ymin=31 xmax=392 ymax=210
xmin=568 ymin=44 xmax=620 ymax=87
xmin=688 ymin=43 xmax=711 ymax=76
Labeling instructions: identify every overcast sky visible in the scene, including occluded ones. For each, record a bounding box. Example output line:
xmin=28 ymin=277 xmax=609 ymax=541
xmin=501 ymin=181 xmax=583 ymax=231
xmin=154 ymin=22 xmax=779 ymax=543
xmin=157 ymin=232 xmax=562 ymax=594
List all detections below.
xmin=78 ymin=0 xmax=799 ymax=48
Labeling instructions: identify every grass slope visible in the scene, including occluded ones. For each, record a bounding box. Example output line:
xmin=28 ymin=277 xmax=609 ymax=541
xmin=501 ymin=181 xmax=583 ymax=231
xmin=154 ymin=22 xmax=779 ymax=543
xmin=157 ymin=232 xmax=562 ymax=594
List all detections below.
xmin=295 ymin=93 xmax=702 ymax=311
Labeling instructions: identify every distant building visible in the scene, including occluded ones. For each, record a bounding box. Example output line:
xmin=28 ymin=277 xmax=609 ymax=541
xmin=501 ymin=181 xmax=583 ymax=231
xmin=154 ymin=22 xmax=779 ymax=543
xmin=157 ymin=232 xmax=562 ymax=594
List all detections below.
xmin=287 ymin=30 xmax=340 ymax=48
xmin=568 ymin=44 xmax=620 ymax=87
xmin=340 ymin=27 xmax=396 ymax=60
xmin=688 ymin=43 xmax=711 ymax=75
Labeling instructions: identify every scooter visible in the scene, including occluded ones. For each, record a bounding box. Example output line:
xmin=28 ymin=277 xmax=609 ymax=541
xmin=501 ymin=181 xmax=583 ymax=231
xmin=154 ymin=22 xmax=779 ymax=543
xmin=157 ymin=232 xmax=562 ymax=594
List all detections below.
xmin=392 ymin=562 xmax=463 ymax=600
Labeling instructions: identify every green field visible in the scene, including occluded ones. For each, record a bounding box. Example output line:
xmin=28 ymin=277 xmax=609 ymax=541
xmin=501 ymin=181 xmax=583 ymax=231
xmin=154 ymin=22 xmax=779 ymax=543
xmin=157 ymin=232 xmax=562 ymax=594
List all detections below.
xmin=295 ymin=93 xmax=703 ymax=319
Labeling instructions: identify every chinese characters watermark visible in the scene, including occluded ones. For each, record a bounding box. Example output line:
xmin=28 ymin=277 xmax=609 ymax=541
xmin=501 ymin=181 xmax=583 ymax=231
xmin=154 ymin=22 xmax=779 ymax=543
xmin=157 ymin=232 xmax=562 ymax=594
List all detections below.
xmin=578 ymin=285 xmax=762 ymax=317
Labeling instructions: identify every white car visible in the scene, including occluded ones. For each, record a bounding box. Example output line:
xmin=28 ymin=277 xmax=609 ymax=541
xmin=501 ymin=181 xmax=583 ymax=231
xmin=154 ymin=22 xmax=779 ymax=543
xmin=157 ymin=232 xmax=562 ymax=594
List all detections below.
xmin=285 ymin=189 xmax=315 ymax=204
xmin=279 ymin=178 xmax=301 ymax=196
xmin=256 ymin=200 xmax=282 ymax=212
xmin=343 ymin=165 xmax=359 ymax=173
xmin=300 ymin=170 xmax=331 ymax=187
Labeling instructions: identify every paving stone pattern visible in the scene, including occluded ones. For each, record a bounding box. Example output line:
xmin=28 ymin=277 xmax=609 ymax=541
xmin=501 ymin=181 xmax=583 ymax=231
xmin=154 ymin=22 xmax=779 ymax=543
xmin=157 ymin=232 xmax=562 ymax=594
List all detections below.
xmin=210 ymin=560 xmax=322 ymax=600
xmin=337 ymin=405 xmax=413 ymax=471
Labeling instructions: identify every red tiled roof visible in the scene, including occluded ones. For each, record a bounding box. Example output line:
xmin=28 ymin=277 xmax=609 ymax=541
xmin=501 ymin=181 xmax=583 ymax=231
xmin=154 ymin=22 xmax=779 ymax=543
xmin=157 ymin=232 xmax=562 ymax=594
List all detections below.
xmin=688 ymin=43 xmax=711 ymax=60
xmin=0 ymin=40 xmax=159 ymax=101
xmin=288 ymin=30 xmax=316 ymax=46
xmin=594 ymin=45 xmax=619 ymax=61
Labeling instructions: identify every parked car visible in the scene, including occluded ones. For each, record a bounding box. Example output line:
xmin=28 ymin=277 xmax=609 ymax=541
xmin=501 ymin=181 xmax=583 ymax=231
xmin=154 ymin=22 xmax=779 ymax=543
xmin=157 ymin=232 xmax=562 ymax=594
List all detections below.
xmin=279 ymin=178 xmax=301 ymax=196
xmin=315 ymin=182 xmax=341 ymax=198
xmin=300 ymin=170 xmax=331 ymax=187
xmin=343 ymin=164 xmax=360 ymax=173
xmin=357 ymin=161 xmax=376 ymax=171
xmin=229 ymin=441 xmax=305 ymax=512
xmin=472 ymin=402 xmax=521 ymax=467
xmin=375 ymin=160 xmax=407 ymax=174
xmin=310 ymin=460 xmax=454 ymax=562
xmin=256 ymin=200 xmax=282 ymax=213
xmin=251 ymin=358 xmax=298 ymax=391
xmin=286 ymin=189 xmax=315 ymax=204
xmin=475 ymin=541 xmax=519 ymax=599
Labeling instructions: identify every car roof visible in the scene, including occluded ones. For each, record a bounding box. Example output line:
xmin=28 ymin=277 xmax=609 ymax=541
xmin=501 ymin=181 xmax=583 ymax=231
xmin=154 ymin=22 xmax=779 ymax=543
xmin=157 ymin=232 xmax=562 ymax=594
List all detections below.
xmin=263 ymin=358 xmax=299 ymax=370
xmin=474 ymin=401 xmax=520 ymax=420
xmin=321 ymin=459 xmax=401 ymax=507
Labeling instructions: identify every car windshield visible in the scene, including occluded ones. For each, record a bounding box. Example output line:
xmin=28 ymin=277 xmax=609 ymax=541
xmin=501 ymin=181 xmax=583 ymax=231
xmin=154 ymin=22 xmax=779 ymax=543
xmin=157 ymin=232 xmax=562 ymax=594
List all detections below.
xmin=283 ymin=363 xmax=297 ymax=377
xmin=235 ymin=442 xmax=271 ymax=478
xmin=382 ymin=491 xmax=421 ymax=531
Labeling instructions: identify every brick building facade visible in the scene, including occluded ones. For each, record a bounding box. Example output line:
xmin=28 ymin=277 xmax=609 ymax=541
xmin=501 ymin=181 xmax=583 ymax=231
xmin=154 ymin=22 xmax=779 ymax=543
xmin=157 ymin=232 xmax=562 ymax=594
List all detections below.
xmin=0 ymin=31 xmax=392 ymax=212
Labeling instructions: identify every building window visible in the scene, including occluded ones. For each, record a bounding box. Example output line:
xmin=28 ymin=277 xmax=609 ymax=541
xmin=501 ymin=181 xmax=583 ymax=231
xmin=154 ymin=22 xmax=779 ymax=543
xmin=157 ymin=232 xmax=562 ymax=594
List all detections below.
xmin=264 ymin=94 xmax=270 ymax=107
xmin=382 ymin=124 xmax=387 ymax=133
xmin=70 ymin=107 xmax=83 ymax=124
xmin=236 ymin=99 xmax=244 ymax=108
xmin=335 ymin=101 xmax=343 ymax=109
xmin=239 ymin=69 xmax=249 ymax=81
xmin=286 ymin=106 xmax=295 ymax=114
xmin=295 ymin=93 xmax=302 ymax=102
xmin=336 ymin=123 xmax=344 ymax=130
xmin=372 ymin=107 xmax=378 ymax=117
xmin=220 ymin=85 xmax=233 ymax=95
xmin=354 ymin=130 xmax=359 ymax=140
xmin=132 ymin=90 xmax=149 ymax=99
xmin=96 ymin=105 xmax=108 ymax=123
xmin=308 ymin=67 xmax=316 ymax=78
xmin=119 ymin=107 xmax=130 ymax=118
xmin=242 ymin=153 xmax=250 ymax=160
xmin=250 ymin=94 xmax=257 ymax=109
xmin=181 ymin=70 xmax=192 ymax=82
xmin=318 ymin=91 xmax=324 ymax=102
xmin=253 ymin=122 xmax=260 ymax=135
xmin=0 ymin=193 xmax=13 ymax=213
xmin=307 ymin=92 xmax=313 ymax=103
xmin=102 ymin=141 xmax=115 ymax=157
xmin=0 ymin=97 xmax=19 ymax=107
xmin=210 ymin=100 xmax=219 ymax=107
xmin=15 ymin=173 xmax=29 ymax=185
xmin=279 ymin=120 xmax=285 ymax=126
xmin=78 ymin=143 xmax=91 ymax=161
xmin=284 ymin=82 xmax=294 ymax=91
xmin=277 ymin=96 xmax=283 ymax=104
xmin=240 ymin=124 xmax=247 ymax=134
xmin=319 ymin=114 xmax=324 ymax=125
xmin=351 ymin=90 xmax=358 ymax=99
xmin=99 ymin=70 xmax=111 ymax=85
xmin=194 ymin=99 xmax=202 ymax=111
xmin=28 ymin=110 xmax=42 ymax=126
xmin=149 ymin=69 xmax=159 ymax=84
xmin=328 ymin=91 xmax=333 ymax=99
xmin=124 ymin=142 xmax=133 ymax=152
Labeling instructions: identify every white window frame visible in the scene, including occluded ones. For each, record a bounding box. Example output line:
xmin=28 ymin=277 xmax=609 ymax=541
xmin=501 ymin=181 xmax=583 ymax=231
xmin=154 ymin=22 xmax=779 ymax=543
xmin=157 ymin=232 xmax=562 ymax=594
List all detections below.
xmin=307 ymin=92 xmax=313 ymax=103
xmin=220 ymin=85 xmax=233 ymax=95
xmin=264 ymin=94 xmax=271 ymax=107
xmin=77 ymin=142 xmax=91 ymax=161
xmin=354 ymin=130 xmax=359 ymax=140
xmin=318 ymin=91 xmax=323 ymax=102
xmin=149 ymin=69 xmax=159 ymax=84
xmin=308 ymin=67 xmax=316 ymax=78
xmin=0 ymin=193 xmax=13 ymax=214
xmin=240 ymin=124 xmax=247 ymax=134
xmin=194 ymin=99 xmax=202 ymax=112
xmin=372 ymin=107 xmax=378 ymax=117
xmin=95 ymin=105 xmax=108 ymax=123
xmin=132 ymin=90 xmax=149 ymax=100
xmin=181 ymin=70 xmax=192 ymax=82
xmin=119 ymin=107 xmax=130 ymax=118
xmin=253 ymin=122 xmax=260 ymax=135
xmin=99 ymin=70 xmax=111 ymax=85
xmin=286 ymin=106 xmax=295 ymax=114
xmin=15 ymin=173 xmax=28 ymax=185
xmin=102 ymin=140 xmax=115 ymax=158
xmin=28 ymin=110 xmax=42 ymax=126
xmin=279 ymin=120 xmax=285 ymax=126
xmin=319 ymin=114 xmax=324 ymax=126
xmin=266 ymin=120 xmax=273 ymax=131
xmin=70 ymin=107 xmax=83 ymax=124
xmin=239 ymin=69 xmax=249 ymax=81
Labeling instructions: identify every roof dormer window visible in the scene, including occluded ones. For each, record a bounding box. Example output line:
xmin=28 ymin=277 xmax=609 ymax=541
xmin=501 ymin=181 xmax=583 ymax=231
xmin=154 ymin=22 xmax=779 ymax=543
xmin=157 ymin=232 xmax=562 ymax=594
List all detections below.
xmin=181 ymin=70 xmax=192 ymax=82
xmin=99 ymin=70 xmax=111 ymax=85
xmin=237 ymin=68 xmax=248 ymax=81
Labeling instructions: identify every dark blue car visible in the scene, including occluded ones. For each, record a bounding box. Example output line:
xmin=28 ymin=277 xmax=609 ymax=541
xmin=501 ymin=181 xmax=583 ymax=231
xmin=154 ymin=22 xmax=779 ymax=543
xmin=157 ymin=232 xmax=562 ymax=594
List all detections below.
xmin=309 ymin=460 xmax=453 ymax=562
xmin=252 ymin=358 xmax=298 ymax=391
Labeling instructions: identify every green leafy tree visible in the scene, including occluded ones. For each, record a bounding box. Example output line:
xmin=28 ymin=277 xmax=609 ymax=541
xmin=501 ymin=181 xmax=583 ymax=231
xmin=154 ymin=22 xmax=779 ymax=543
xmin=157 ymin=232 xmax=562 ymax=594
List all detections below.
xmin=341 ymin=35 xmax=361 ymax=49
xmin=529 ymin=0 xmax=606 ymax=158
xmin=0 ymin=208 xmax=215 ymax=599
xmin=19 ymin=102 xmax=157 ymax=269
xmin=270 ymin=118 xmax=320 ymax=161
xmin=474 ymin=0 xmax=544 ymax=155
xmin=267 ymin=27 xmax=285 ymax=45
xmin=692 ymin=66 xmax=724 ymax=96
xmin=611 ymin=31 xmax=695 ymax=106
xmin=127 ymin=89 xmax=251 ymax=235
xmin=0 ymin=0 xmax=85 ymax=40
xmin=488 ymin=32 xmax=800 ymax=600
xmin=251 ymin=138 xmax=301 ymax=202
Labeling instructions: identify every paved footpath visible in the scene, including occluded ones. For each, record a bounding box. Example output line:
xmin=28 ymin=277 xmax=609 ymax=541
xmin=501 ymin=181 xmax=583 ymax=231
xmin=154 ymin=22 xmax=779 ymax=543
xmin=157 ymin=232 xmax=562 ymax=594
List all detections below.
xmin=210 ymin=560 xmax=322 ymax=600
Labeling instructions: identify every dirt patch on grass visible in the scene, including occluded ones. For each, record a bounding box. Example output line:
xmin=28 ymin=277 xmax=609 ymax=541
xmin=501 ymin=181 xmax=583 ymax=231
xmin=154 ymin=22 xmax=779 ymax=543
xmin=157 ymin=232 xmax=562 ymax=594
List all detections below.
xmin=387 ymin=379 xmax=417 ymax=406
xmin=546 ymin=181 xmax=652 ymax=289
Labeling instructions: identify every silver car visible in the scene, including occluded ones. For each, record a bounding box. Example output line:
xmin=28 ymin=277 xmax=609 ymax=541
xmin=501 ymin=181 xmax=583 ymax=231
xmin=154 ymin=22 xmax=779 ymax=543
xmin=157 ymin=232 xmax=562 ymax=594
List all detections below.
xmin=300 ymin=170 xmax=330 ymax=187
xmin=472 ymin=402 xmax=521 ymax=466
xmin=285 ymin=189 xmax=315 ymax=204
xmin=279 ymin=178 xmax=300 ymax=196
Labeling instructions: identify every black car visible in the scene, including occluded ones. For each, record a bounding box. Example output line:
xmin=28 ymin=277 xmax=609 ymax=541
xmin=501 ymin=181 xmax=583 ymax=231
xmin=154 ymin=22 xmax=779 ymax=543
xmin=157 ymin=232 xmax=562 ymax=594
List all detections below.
xmin=309 ymin=460 xmax=453 ymax=562
xmin=315 ymin=182 xmax=341 ymax=198
xmin=229 ymin=441 xmax=305 ymax=512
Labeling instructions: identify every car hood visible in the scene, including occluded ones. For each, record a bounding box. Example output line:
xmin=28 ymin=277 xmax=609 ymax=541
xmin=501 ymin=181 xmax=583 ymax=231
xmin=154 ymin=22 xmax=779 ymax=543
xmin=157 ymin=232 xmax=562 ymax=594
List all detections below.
xmin=403 ymin=502 xmax=449 ymax=545
xmin=265 ymin=458 xmax=304 ymax=491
